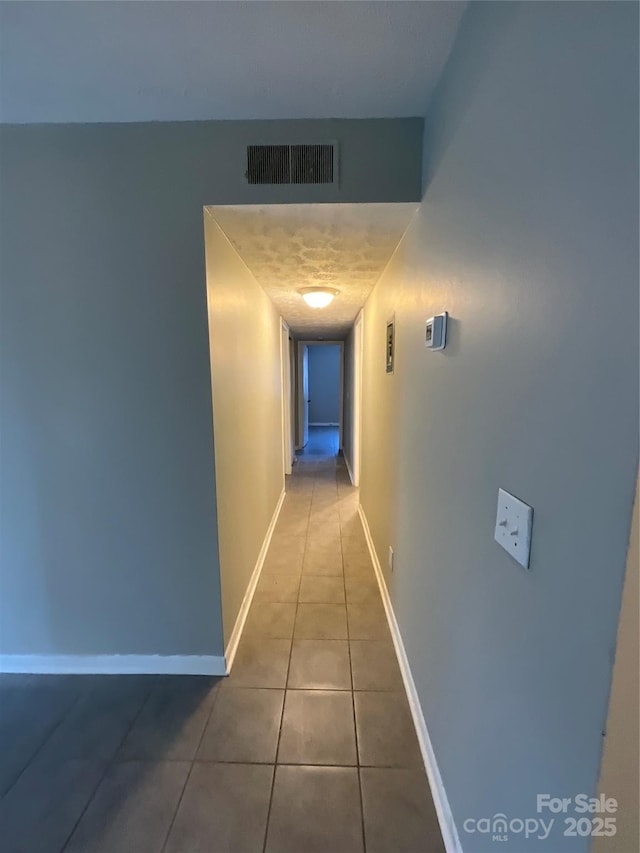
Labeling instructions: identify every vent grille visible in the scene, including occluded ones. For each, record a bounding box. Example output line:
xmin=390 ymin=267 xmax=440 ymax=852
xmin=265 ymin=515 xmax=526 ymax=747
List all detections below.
xmin=246 ymin=145 xmax=290 ymax=186
xmin=291 ymin=144 xmax=333 ymax=184
xmin=246 ymin=143 xmax=337 ymax=185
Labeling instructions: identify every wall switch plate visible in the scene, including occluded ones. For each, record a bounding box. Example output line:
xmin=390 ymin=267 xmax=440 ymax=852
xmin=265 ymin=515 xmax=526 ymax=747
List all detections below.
xmin=494 ymin=488 xmax=533 ymax=569
xmin=388 ymin=546 xmax=394 ymax=572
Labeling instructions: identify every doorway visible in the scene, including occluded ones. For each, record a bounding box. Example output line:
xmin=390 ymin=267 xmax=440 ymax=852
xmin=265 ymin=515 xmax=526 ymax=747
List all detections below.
xmin=296 ymin=341 xmax=344 ymax=457
xmin=351 ymin=310 xmax=363 ymax=486
xmin=280 ymin=319 xmax=293 ymax=476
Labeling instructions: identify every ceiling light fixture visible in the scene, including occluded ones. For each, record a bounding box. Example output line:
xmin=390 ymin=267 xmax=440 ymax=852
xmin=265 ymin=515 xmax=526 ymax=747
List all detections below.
xmin=298 ymin=287 xmax=340 ymax=309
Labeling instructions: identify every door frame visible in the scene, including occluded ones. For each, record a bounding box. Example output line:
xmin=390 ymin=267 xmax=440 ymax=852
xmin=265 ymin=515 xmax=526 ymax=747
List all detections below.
xmin=280 ymin=319 xmax=293 ymax=476
xmin=296 ymin=339 xmax=345 ymax=450
xmin=351 ymin=310 xmax=364 ymax=486
xmin=297 ymin=342 xmax=310 ymax=450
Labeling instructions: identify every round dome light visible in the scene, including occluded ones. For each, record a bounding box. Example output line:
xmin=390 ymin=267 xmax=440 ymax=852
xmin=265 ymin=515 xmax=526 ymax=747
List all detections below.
xmin=298 ymin=287 xmax=340 ymax=309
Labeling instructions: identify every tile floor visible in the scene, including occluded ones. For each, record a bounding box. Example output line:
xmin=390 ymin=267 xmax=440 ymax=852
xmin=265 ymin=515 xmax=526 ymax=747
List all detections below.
xmin=0 ymin=429 xmax=444 ymax=852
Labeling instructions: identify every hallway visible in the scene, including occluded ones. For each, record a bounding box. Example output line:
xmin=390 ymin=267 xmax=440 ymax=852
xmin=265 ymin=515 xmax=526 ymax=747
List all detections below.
xmin=2 ymin=4 xmax=637 ymax=850
xmin=223 ymin=444 xmax=444 ymax=852
xmin=0 ymin=445 xmax=444 ymax=853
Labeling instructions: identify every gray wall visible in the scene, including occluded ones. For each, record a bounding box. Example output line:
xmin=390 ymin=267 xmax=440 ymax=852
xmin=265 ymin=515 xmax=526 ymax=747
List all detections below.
xmin=0 ymin=118 xmax=423 ymax=658
xmin=359 ymin=3 xmax=638 ymax=850
xmin=308 ymin=344 xmax=341 ymax=424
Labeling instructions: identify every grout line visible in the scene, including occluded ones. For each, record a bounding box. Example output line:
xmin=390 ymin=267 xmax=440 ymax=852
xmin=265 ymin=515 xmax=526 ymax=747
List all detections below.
xmin=261 ymin=462 xmax=313 ymax=853
xmin=107 ymin=755 xmax=417 ymax=770
xmin=159 ymin=678 xmax=225 ymax=853
xmin=1 ymin=679 xmax=85 ymax=800
xmin=338 ymin=462 xmax=368 ymax=853
xmin=216 ymin=683 xmax=397 ymax=693
xmin=60 ymin=678 xmax=157 ymax=852
xmin=188 ymin=758 xmax=409 ymax=769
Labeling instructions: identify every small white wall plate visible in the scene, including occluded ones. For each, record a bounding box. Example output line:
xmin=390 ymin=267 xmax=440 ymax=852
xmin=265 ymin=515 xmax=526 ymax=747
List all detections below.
xmin=494 ymin=488 xmax=533 ymax=569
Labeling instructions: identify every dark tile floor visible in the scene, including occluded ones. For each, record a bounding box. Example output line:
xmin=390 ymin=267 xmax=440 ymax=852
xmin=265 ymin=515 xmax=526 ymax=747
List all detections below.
xmin=0 ymin=429 xmax=444 ymax=852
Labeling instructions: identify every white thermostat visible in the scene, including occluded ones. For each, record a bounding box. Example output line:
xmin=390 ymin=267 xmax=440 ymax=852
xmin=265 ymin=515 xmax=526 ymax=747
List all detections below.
xmin=425 ymin=312 xmax=448 ymax=351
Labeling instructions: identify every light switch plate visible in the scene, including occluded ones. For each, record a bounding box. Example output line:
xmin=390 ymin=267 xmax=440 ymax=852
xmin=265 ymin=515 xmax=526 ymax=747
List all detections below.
xmin=494 ymin=488 xmax=533 ymax=569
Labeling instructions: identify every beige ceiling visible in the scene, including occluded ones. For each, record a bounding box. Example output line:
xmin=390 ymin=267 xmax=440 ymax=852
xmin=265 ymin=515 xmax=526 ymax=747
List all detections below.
xmin=207 ymin=203 xmax=418 ymax=338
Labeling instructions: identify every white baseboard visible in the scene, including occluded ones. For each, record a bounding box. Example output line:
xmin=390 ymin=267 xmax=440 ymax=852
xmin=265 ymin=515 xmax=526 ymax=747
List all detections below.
xmin=1 ymin=491 xmax=289 ymax=679
xmin=344 ymin=453 xmax=355 ymax=486
xmin=308 ymin=422 xmax=339 ymax=426
xmin=0 ymin=654 xmax=226 ymax=676
xmin=358 ymin=504 xmax=463 ymax=853
xmin=223 ymin=488 xmax=286 ymax=672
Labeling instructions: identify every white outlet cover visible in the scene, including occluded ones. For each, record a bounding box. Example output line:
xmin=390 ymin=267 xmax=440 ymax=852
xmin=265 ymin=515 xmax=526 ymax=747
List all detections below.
xmin=494 ymin=488 xmax=533 ymax=569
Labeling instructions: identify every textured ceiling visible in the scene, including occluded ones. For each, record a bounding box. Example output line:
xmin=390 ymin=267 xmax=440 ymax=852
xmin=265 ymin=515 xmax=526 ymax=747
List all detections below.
xmin=207 ymin=204 xmax=418 ymax=338
xmin=0 ymin=1 xmax=465 ymax=123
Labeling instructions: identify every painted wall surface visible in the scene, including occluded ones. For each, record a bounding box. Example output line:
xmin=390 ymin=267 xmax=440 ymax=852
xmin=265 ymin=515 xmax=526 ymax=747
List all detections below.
xmin=0 ymin=117 xmax=422 ymax=658
xmin=359 ymin=3 xmax=639 ymax=850
xmin=0 ymin=133 xmax=220 ymax=657
xmin=308 ymin=344 xmax=341 ymax=424
xmin=593 ymin=473 xmax=639 ymax=853
xmin=204 ymin=213 xmax=284 ymax=648
xmin=343 ymin=330 xmax=354 ymax=473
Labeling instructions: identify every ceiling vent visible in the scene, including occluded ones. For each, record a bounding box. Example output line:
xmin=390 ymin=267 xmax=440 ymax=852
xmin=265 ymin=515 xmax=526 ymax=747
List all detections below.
xmin=246 ymin=143 xmax=338 ymax=185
